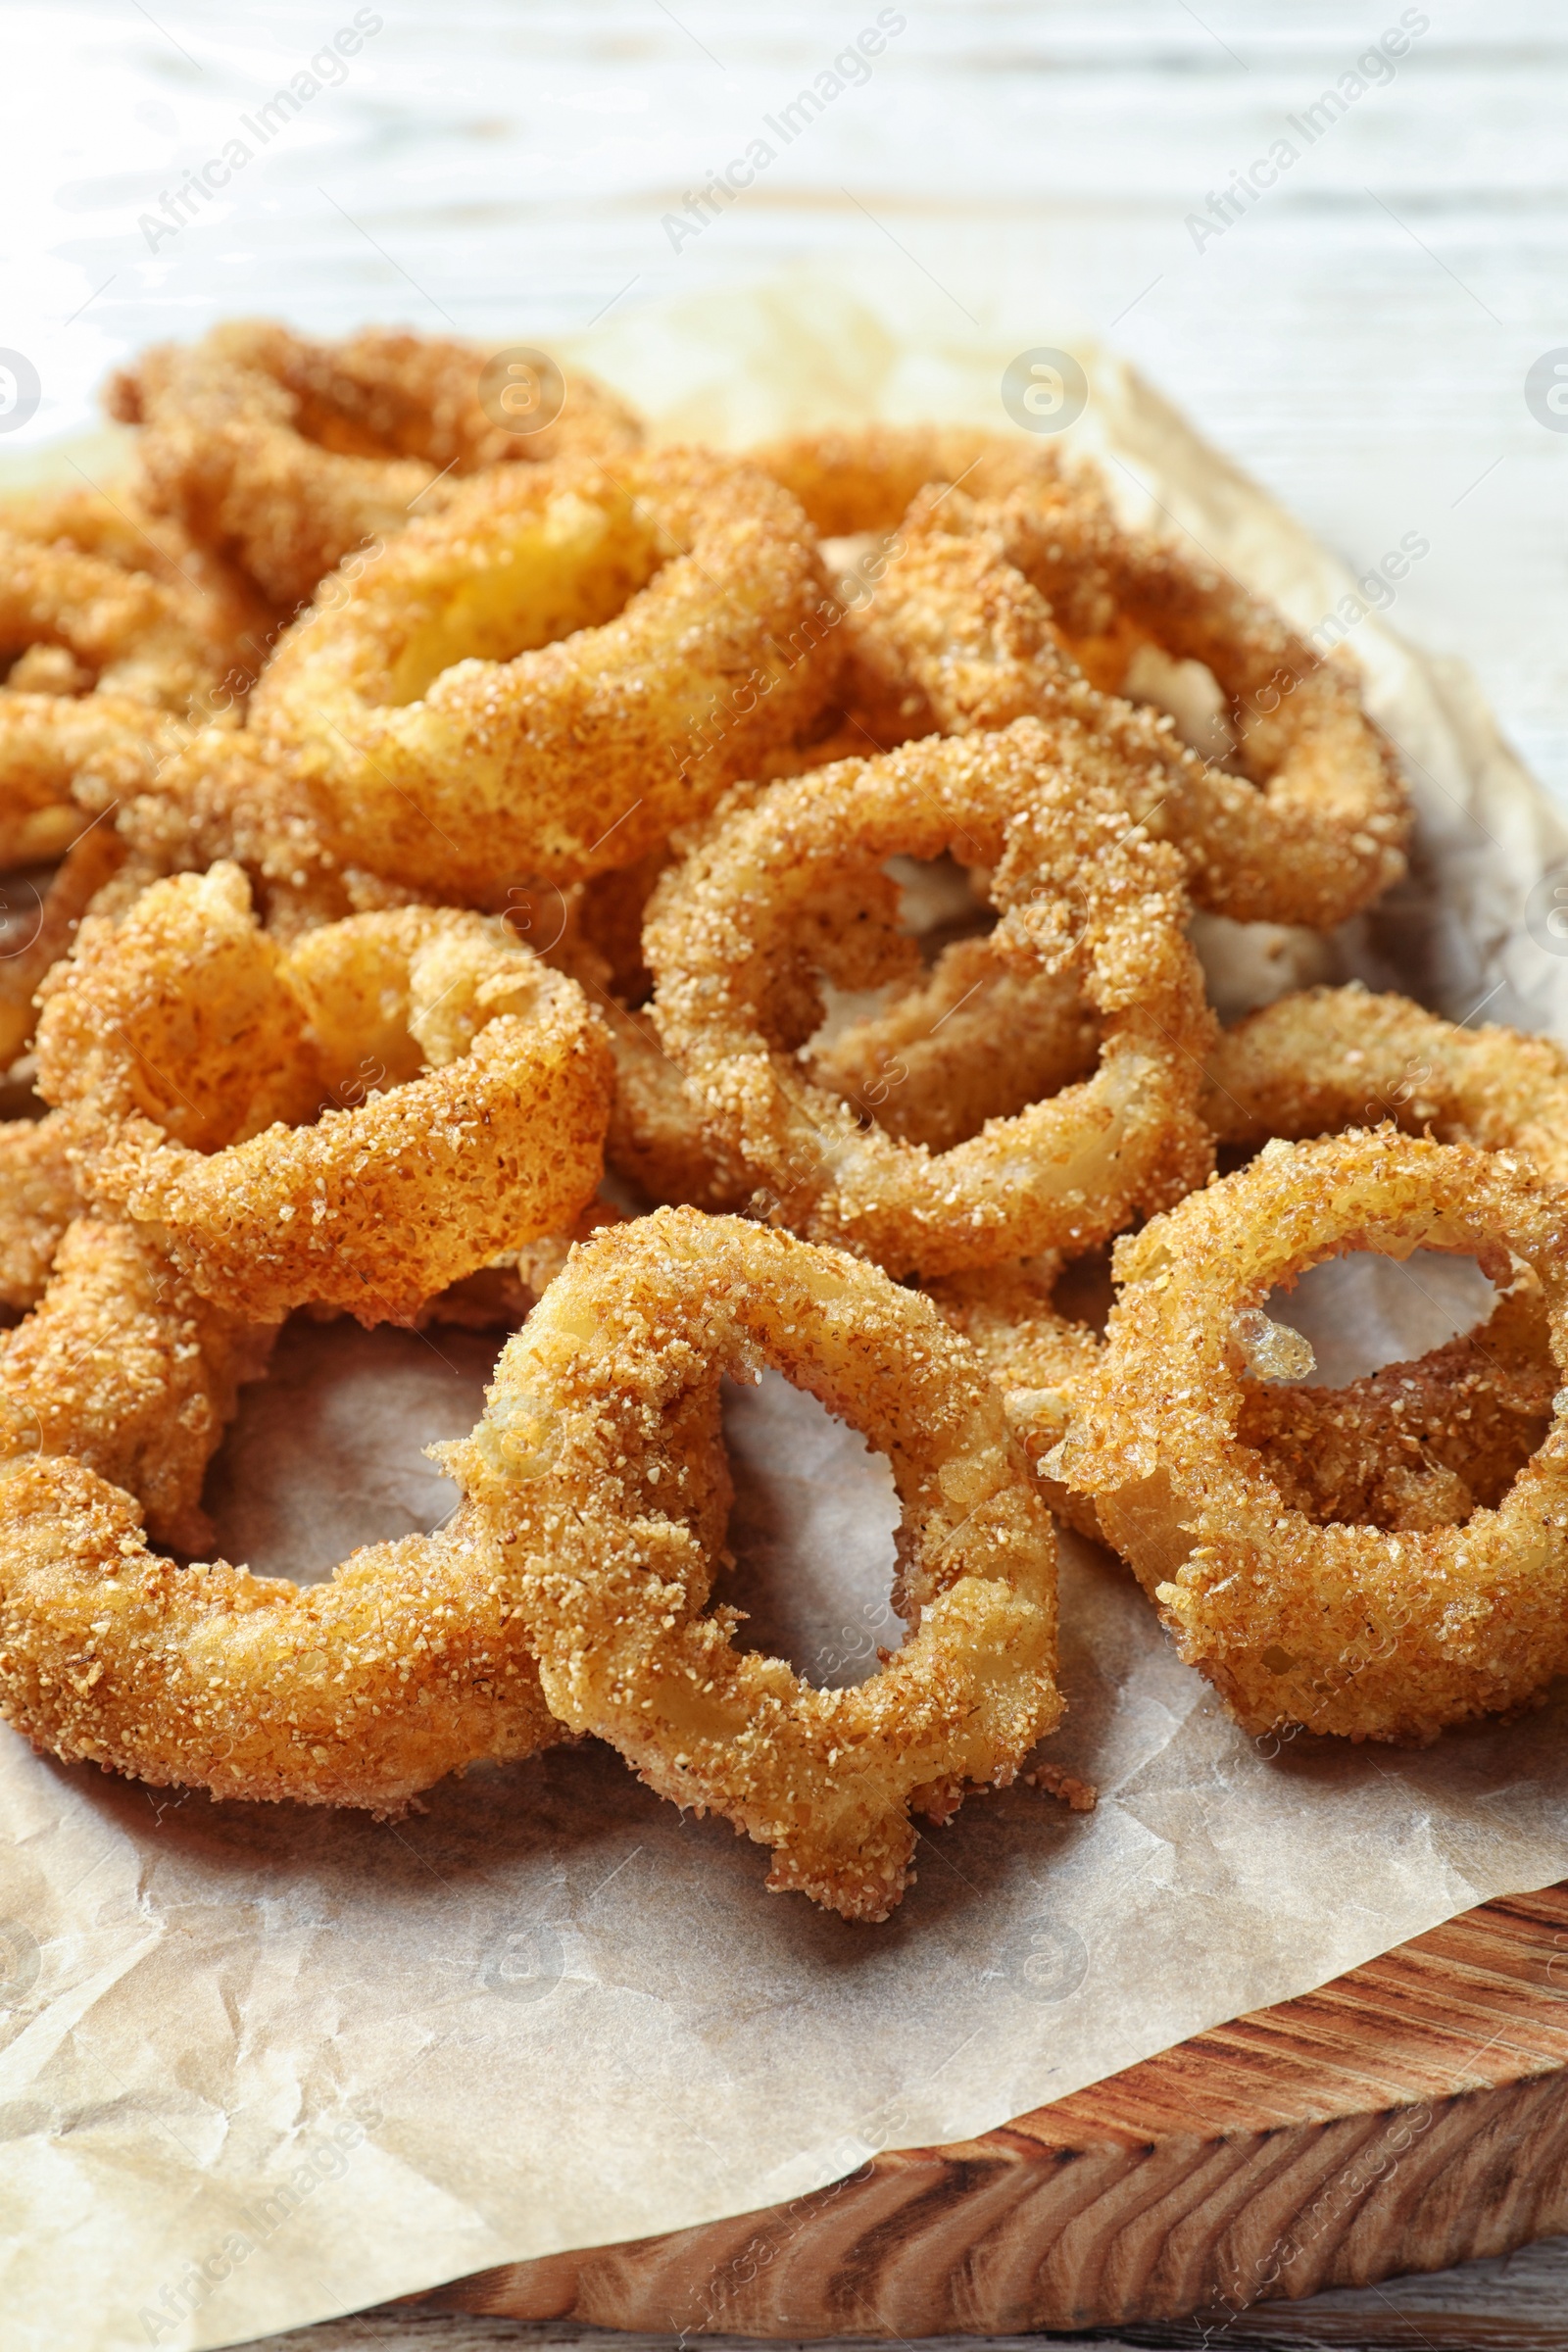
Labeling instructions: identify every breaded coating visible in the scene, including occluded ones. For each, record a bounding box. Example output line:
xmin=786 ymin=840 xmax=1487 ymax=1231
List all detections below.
xmin=449 ymin=1209 xmax=1062 ymax=1922
xmin=812 ymin=934 xmax=1102 ymax=1155
xmin=37 ymin=865 xmax=613 ymax=1323
xmin=248 ymin=448 xmax=840 ymax=897
xmin=111 ymin=320 xmax=644 ymax=607
xmin=757 ymin=429 xmax=1409 ymax=929
xmin=0 ymin=529 xmax=235 ymax=863
xmin=645 ymin=719 xmax=1215 ymax=1275
xmin=924 ymin=1258 xmax=1105 ymax=1541
xmin=1057 ymin=1131 xmax=1568 ymax=1744
xmin=0 ymin=1112 xmax=87 ymax=1308
xmin=1204 ymin=984 xmax=1568 ymax=1178
xmin=0 ymin=817 xmax=126 ymax=1067
xmin=0 ymin=1460 xmax=567 ymax=1813
xmin=0 ymin=480 xmax=277 ymax=701
xmin=0 ymin=1217 xmax=273 ymax=1553
xmin=1240 ymin=1280 xmax=1553 ymax=1535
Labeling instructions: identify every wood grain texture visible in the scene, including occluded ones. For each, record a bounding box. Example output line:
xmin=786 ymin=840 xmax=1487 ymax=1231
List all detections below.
xmin=374 ymin=1884 xmax=1568 ymax=2339
xmin=233 ymin=2232 xmax=1568 ymax=2352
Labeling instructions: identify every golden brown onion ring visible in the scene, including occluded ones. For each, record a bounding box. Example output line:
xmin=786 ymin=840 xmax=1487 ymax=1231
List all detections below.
xmin=757 ymin=428 xmax=1409 ymax=928
xmin=449 ymin=1207 xmax=1062 ymax=1923
xmin=0 ymin=1111 xmax=89 ymax=1309
xmin=0 ymin=819 xmax=127 ymax=1069
xmin=0 ymin=1459 xmax=569 ymax=1814
xmin=1237 ymin=1277 xmax=1553 ymax=1538
xmin=1056 ymin=1130 xmax=1568 ymax=1744
xmin=35 ymin=866 xmax=613 ymax=1324
xmin=0 ymin=481 xmax=277 ymax=703
xmin=0 ymin=1216 xmax=272 ymax=1553
xmin=1203 ymin=984 xmax=1568 ymax=1178
xmin=110 ymin=319 xmax=644 ymax=608
xmin=646 ymin=719 xmax=1215 ymax=1276
xmin=924 ymin=1257 xmax=1105 ymax=1541
xmin=0 ymin=528 xmax=234 ymax=864
xmin=247 ymin=447 xmax=839 ymax=899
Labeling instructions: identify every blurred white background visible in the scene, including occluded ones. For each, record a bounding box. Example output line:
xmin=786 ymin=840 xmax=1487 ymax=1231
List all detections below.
xmin=4 ymin=0 xmax=1566 ymax=800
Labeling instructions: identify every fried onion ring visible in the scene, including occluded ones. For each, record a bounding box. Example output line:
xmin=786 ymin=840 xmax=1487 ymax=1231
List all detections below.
xmin=0 ymin=1111 xmax=88 ymax=1308
xmin=0 ymin=1459 xmax=569 ymax=1814
xmin=105 ymin=726 xmax=418 ymax=944
xmin=0 ymin=819 xmax=127 ymax=1068
xmin=924 ymin=1258 xmax=1105 ymax=1541
xmin=0 ymin=1229 xmax=738 ymax=1814
xmin=110 ymin=320 xmax=645 ymax=607
xmin=1203 ymin=984 xmax=1568 ymax=1178
xmin=1 ymin=481 xmax=276 ymax=701
xmin=1055 ymin=1130 xmax=1568 ymax=1743
xmin=1238 ymin=1276 xmax=1554 ymax=1537
xmin=247 ymin=448 xmax=839 ymax=897
xmin=0 ymin=1216 xmax=272 ymax=1553
xmin=758 ymin=428 xmax=1409 ymax=927
xmin=35 ymin=865 xmax=613 ymax=1323
xmin=449 ymin=1207 xmax=1062 ymax=1922
xmin=0 ymin=530 xmax=232 ymax=864
xmin=646 ymin=719 xmax=1215 ymax=1275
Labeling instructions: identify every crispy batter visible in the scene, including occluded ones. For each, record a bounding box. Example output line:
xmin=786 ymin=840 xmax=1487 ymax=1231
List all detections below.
xmin=0 ymin=481 xmax=278 ymax=701
xmin=1057 ymin=1131 xmax=1568 ymax=1744
xmin=36 ymin=865 xmax=614 ymax=1323
xmin=0 ymin=1111 xmax=88 ymax=1308
xmin=112 ymin=320 xmax=644 ymax=607
xmin=924 ymin=1258 xmax=1105 ymax=1541
xmin=415 ymin=1200 xmax=627 ymax=1332
xmin=812 ymin=934 xmax=1102 ymax=1154
xmin=105 ymin=725 xmax=418 ymax=943
xmin=0 ymin=1217 xmax=273 ymax=1552
xmin=543 ymin=865 xmax=749 ymax=1213
xmin=248 ymin=448 xmax=839 ymax=896
xmin=977 ymin=486 xmax=1408 ymax=926
xmin=1204 ymin=984 xmax=1568 ymax=1176
xmin=646 ymin=720 xmax=1215 ymax=1275
xmin=449 ymin=1208 xmax=1062 ymax=1922
xmin=0 ymin=528 xmax=239 ymax=864
xmin=0 ymin=1460 xmax=569 ymax=1813
xmin=1239 ymin=1279 xmax=1553 ymax=1535
xmin=757 ymin=430 xmax=1409 ymax=928
xmin=0 ymin=819 xmax=127 ymax=1067
xmin=601 ymin=998 xmax=750 ymax=1212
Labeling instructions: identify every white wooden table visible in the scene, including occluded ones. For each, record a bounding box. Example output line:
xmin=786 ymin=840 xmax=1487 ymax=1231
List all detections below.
xmin=12 ymin=2 xmax=1568 ymax=2342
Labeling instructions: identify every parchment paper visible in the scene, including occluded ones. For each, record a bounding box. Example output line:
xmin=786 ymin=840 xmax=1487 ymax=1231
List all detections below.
xmin=6 ymin=279 xmax=1568 ymax=2352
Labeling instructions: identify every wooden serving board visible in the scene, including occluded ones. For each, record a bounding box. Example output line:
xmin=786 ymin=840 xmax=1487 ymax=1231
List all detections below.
xmin=404 ymin=1881 xmax=1568 ymax=2340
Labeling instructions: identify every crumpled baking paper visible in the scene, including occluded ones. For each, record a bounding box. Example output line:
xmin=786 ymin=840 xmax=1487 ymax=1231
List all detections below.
xmin=5 ymin=278 xmax=1568 ymax=2352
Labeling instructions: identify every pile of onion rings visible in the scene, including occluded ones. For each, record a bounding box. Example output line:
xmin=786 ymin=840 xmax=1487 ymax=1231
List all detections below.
xmin=0 ymin=323 xmax=1559 ymax=1917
